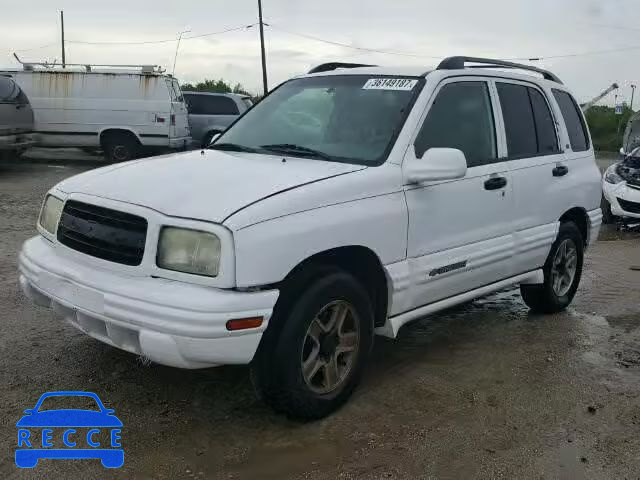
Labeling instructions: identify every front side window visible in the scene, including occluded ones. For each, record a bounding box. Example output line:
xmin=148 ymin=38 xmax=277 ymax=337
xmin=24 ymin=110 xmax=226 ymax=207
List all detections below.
xmin=414 ymin=81 xmax=496 ymax=168
xmin=553 ymin=89 xmax=590 ymax=152
xmin=214 ymin=75 xmax=423 ymax=165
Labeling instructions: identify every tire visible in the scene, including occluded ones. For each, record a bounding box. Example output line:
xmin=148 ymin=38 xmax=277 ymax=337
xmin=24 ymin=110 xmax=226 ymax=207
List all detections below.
xmin=252 ymin=267 xmax=374 ymax=420
xmin=103 ymin=133 xmax=139 ymax=162
xmin=601 ymin=195 xmax=616 ymax=225
xmin=520 ymin=221 xmax=584 ymax=313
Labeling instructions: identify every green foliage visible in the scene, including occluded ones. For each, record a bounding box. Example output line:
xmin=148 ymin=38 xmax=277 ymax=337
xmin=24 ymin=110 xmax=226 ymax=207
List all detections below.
xmin=585 ymin=105 xmax=634 ymax=152
xmin=181 ymin=79 xmax=252 ymax=97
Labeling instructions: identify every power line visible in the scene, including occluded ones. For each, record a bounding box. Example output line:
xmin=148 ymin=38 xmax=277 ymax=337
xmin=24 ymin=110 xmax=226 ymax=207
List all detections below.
xmin=66 ymin=24 xmax=256 ymax=46
xmin=14 ymin=43 xmax=58 ymax=53
xmin=508 ymin=44 xmax=640 ymax=61
xmin=267 ymin=23 xmax=441 ymax=58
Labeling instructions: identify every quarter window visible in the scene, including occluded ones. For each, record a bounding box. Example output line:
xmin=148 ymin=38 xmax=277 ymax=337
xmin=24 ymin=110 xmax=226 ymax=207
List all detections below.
xmin=414 ymin=81 xmax=496 ymax=168
xmin=553 ymin=89 xmax=590 ymax=152
xmin=184 ymin=94 xmax=240 ymax=115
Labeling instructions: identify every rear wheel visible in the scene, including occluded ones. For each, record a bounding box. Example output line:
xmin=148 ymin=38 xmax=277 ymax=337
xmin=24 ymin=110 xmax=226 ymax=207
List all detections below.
xmin=102 ymin=132 xmax=140 ymax=162
xmin=520 ymin=221 xmax=583 ymax=313
xmin=251 ymin=268 xmax=374 ymax=419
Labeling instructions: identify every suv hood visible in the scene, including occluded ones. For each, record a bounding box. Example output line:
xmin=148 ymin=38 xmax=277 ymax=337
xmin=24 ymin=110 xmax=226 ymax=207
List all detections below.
xmin=56 ymin=149 xmax=366 ymax=223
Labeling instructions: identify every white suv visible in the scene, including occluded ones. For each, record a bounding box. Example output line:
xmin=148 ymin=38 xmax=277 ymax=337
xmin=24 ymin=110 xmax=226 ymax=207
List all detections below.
xmin=19 ymin=57 xmax=602 ymax=419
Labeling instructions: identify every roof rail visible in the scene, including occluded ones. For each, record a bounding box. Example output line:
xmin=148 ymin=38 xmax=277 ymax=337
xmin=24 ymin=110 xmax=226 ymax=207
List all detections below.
xmin=308 ymin=62 xmax=376 ymax=74
xmin=12 ymin=53 xmax=166 ymax=74
xmin=436 ymin=56 xmax=562 ymax=84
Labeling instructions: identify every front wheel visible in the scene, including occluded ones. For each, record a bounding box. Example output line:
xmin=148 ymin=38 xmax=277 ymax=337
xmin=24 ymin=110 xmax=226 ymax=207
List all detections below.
xmin=520 ymin=221 xmax=584 ymax=313
xmin=252 ymin=269 xmax=374 ymax=419
xmin=601 ymin=195 xmax=617 ymax=225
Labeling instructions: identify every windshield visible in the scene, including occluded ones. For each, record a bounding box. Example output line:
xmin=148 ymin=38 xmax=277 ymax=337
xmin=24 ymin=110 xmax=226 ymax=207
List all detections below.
xmin=214 ymin=75 xmax=423 ymax=165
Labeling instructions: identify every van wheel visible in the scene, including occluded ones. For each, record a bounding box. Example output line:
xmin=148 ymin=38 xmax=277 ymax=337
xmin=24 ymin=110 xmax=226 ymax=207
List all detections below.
xmin=520 ymin=221 xmax=583 ymax=313
xmin=252 ymin=268 xmax=373 ymax=420
xmin=102 ymin=133 xmax=140 ymax=162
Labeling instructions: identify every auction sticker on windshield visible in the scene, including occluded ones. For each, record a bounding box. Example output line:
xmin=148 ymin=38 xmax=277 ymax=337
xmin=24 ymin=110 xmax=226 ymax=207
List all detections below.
xmin=362 ymin=78 xmax=418 ymax=90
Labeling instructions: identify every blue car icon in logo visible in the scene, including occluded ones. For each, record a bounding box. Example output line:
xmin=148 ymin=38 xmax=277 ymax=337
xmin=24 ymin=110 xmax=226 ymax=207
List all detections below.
xmin=16 ymin=391 xmax=123 ymax=468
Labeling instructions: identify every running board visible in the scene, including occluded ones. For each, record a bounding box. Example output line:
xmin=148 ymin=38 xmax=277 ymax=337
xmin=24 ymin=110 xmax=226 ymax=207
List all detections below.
xmin=375 ymin=269 xmax=544 ymax=338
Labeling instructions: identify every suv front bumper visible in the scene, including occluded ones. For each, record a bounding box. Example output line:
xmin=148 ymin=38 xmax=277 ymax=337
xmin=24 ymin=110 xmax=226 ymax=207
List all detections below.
xmin=19 ymin=236 xmax=278 ymax=368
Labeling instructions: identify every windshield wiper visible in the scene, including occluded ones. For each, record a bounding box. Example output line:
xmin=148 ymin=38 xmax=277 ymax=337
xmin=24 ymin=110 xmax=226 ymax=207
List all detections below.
xmin=208 ymin=142 xmax=260 ymax=153
xmin=260 ymin=144 xmax=335 ymax=161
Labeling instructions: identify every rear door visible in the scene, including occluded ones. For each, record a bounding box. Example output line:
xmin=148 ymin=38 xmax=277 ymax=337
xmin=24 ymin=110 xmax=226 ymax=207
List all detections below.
xmin=494 ymin=80 xmax=566 ymax=275
xmin=166 ymin=78 xmax=190 ymax=139
xmin=404 ymin=78 xmax=516 ymax=309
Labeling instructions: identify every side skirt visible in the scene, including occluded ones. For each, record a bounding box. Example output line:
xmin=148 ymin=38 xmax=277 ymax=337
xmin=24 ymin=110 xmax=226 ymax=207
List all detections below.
xmin=375 ymin=269 xmax=544 ymax=338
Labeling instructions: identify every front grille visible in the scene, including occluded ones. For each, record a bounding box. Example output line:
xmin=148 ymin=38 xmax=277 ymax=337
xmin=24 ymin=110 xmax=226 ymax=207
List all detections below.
xmin=57 ymin=200 xmax=148 ymax=266
xmin=617 ymin=197 xmax=640 ymax=214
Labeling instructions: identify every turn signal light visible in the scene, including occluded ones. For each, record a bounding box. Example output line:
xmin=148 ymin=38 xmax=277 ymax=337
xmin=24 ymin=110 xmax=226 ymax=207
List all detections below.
xmin=226 ymin=317 xmax=263 ymax=331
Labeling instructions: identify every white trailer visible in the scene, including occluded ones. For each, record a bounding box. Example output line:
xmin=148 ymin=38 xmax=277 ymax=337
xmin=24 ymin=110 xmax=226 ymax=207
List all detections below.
xmin=1 ymin=59 xmax=191 ymax=161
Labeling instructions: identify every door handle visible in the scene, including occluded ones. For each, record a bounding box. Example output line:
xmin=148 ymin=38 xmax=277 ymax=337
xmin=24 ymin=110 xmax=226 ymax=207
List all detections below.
xmin=553 ymin=165 xmax=569 ymax=177
xmin=484 ymin=176 xmax=507 ymax=190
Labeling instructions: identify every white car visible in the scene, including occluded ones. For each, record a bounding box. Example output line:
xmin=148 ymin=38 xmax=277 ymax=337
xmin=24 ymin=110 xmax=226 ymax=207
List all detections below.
xmin=602 ymin=147 xmax=640 ymax=224
xmin=19 ymin=57 xmax=602 ymax=419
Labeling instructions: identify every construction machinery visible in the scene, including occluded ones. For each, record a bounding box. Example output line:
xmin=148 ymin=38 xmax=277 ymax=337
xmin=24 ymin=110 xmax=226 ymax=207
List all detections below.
xmin=581 ymin=83 xmax=619 ymax=112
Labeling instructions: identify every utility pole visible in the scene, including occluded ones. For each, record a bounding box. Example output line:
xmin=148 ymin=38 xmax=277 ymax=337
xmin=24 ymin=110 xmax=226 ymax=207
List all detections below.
xmin=631 ymin=84 xmax=636 ymax=112
xmin=257 ymin=0 xmax=268 ymax=95
xmin=60 ymin=10 xmax=66 ymax=67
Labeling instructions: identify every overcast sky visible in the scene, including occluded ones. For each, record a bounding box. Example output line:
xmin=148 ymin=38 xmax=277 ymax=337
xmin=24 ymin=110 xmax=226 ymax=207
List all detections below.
xmin=3 ymin=0 xmax=639 ymax=105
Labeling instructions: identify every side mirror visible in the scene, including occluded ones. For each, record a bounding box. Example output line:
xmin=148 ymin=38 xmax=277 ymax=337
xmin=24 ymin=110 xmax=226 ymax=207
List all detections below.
xmin=405 ymin=148 xmax=468 ymax=183
xmin=104 ymin=409 xmax=115 ymax=414
xmin=208 ymin=133 xmax=221 ymax=146
xmin=23 ymin=409 xmax=34 ymax=414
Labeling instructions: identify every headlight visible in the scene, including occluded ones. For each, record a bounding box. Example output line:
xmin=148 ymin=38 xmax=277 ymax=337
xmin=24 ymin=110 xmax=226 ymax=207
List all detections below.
xmin=604 ymin=164 xmax=624 ymax=184
xmin=157 ymin=227 xmax=221 ymax=277
xmin=38 ymin=195 xmax=64 ymax=235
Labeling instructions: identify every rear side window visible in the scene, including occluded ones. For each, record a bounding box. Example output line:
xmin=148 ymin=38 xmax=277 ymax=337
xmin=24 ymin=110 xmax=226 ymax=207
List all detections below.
xmin=497 ymin=83 xmax=537 ymax=158
xmin=497 ymin=83 xmax=559 ymax=157
xmin=184 ymin=95 xmax=240 ymax=115
xmin=414 ymin=81 xmax=496 ymax=168
xmin=529 ymin=88 xmax=559 ymax=154
xmin=552 ymin=89 xmax=589 ymax=152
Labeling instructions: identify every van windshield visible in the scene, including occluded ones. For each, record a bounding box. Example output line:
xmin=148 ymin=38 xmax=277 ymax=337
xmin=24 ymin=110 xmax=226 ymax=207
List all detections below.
xmin=212 ymin=75 xmax=423 ymax=165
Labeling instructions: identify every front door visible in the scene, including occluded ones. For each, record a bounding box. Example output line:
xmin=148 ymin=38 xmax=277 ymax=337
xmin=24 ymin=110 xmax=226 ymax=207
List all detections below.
xmin=403 ymin=78 xmax=515 ymax=310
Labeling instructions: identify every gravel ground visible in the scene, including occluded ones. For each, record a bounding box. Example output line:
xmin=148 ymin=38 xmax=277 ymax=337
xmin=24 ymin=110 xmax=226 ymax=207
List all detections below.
xmin=1 ymin=156 xmax=639 ymax=479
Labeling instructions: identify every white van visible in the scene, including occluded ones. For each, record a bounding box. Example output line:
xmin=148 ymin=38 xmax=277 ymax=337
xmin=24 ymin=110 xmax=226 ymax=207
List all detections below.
xmin=1 ymin=61 xmax=191 ymax=161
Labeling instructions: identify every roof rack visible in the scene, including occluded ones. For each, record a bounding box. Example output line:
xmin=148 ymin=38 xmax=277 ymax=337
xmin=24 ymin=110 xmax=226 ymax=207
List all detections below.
xmin=12 ymin=53 xmax=165 ymax=74
xmin=308 ymin=62 xmax=376 ymax=74
xmin=435 ymin=56 xmax=563 ymax=84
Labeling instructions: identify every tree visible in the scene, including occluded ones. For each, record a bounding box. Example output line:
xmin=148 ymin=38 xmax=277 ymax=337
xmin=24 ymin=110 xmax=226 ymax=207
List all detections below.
xmin=181 ymin=78 xmax=252 ymax=96
xmin=585 ymin=105 xmax=634 ymax=152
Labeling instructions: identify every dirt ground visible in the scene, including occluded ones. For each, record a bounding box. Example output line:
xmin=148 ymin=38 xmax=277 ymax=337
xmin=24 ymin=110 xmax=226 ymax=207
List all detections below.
xmin=1 ymin=156 xmax=639 ymax=479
